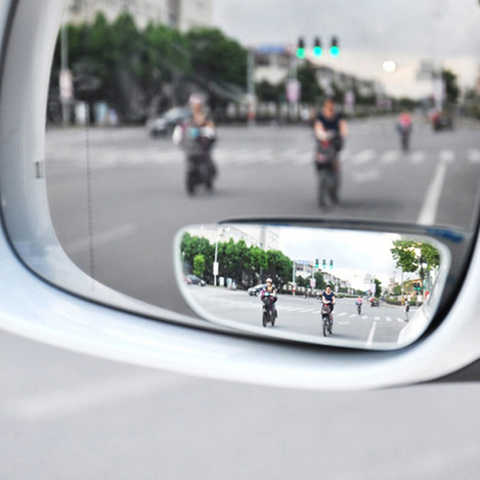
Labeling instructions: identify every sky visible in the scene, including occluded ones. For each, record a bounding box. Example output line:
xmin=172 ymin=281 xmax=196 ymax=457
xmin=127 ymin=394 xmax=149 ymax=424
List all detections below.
xmin=277 ymin=226 xmax=401 ymax=290
xmin=212 ymin=0 xmax=480 ymax=98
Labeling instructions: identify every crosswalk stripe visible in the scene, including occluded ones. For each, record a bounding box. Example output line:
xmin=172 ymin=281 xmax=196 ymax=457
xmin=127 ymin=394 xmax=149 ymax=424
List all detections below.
xmin=410 ymin=150 xmax=426 ymax=164
xmin=381 ymin=150 xmax=399 ymax=164
xmin=351 ymin=149 xmax=376 ymax=165
xmin=440 ymin=150 xmax=455 ymax=163
xmin=48 ymin=146 xmax=480 ymax=171
xmin=467 ymin=149 xmax=480 ymax=164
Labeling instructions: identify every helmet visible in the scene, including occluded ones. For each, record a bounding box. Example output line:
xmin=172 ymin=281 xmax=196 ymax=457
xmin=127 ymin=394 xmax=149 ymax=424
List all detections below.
xmin=189 ymin=93 xmax=205 ymax=107
xmin=266 ymin=278 xmax=273 ymax=283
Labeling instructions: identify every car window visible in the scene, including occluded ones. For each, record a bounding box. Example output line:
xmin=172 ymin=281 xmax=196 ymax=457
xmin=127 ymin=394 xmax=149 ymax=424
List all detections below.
xmin=36 ymin=0 xmax=480 ymax=346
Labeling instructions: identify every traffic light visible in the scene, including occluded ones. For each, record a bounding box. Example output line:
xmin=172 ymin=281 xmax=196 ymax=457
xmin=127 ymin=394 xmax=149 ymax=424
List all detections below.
xmin=329 ymin=36 xmax=340 ymax=58
xmin=322 ymin=259 xmax=326 ymax=269
xmin=414 ymin=282 xmax=421 ymax=291
xmin=312 ymin=37 xmax=322 ymax=58
xmin=315 ymin=258 xmax=319 ymax=268
xmin=329 ymin=260 xmax=334 ymax=270
xmin=296 ymin=37 xmax=306 ymax=59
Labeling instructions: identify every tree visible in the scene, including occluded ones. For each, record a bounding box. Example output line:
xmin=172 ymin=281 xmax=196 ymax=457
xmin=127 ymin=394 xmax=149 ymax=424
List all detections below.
xmin=186 ymin=27 xmax=247 ymax=88
xmin=297 ymin=63 xmax=323 ymax=104
xmin=193 ymin=254 xmax=206 ymax=278
xmin=314 ymin=272 xmax=326 ymax=291
xmin=390 ymin=240 xmax=440 ymax=292
xmin=442 ymin=69 xmax=460 ymax=106
xmin=266 ymin=250 xmax=293 ymax=286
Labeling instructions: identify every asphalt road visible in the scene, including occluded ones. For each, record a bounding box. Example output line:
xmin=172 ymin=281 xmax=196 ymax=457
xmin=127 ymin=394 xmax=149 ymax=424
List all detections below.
xmin=184 ymin=286 xmax=411 ymax=349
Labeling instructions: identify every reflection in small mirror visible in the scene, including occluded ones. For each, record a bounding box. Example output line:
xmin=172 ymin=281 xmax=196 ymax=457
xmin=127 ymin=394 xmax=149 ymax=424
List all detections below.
xmin=175 ymin=224 xmax=449 ymax=350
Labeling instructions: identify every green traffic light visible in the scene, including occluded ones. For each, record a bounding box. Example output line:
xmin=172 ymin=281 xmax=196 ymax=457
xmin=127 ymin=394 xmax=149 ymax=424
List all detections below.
xmin=296 ymin=47 xmax=306 ymax=59
xmin=329 ymin=45 xmax=340 ymax=58
xmin=313 ymin=46 xmax=322 ymax=57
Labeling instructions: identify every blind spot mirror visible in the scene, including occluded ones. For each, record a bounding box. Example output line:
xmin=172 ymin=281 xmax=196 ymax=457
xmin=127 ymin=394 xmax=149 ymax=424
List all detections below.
xmin=174 ymin=223 xmax=450 ymax=350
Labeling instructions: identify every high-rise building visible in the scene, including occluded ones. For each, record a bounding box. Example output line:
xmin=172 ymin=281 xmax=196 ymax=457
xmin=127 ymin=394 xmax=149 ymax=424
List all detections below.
xmin=65 ymin=0 xmax=212 ymax=30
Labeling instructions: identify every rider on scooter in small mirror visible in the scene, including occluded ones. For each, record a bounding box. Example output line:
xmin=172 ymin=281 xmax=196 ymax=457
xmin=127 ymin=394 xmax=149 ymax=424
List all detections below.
xmin=260 ymin=278 xmax=278 ymax=325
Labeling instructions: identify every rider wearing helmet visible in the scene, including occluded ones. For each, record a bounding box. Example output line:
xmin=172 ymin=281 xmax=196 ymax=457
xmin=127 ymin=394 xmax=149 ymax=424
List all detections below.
xmin=172 ymin=93 xmax=217 ymax=181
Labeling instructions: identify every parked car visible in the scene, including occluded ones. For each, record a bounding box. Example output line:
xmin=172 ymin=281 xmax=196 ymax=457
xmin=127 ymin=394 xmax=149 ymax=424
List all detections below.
xmin=185 ymin=274 xmax=206 ymax=286
xmin=145 ymin=106 xmax=191 ymax=137
xmin=431 ymin=110 xmax=454 ymax=131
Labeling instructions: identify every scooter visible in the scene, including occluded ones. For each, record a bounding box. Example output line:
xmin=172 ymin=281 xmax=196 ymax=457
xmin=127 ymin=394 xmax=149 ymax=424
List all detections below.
xmin=186 ymin=154 xmax=215 ymax=195
xmin=262 ymin=292 xmax=277 ymax=327
xmin=397 ymin=124 xmax=411 ymax=152
xmin=321 ymin=301 xmax=333 ymax=336
xmin=315 ymin=134 xmax=340 ymax=208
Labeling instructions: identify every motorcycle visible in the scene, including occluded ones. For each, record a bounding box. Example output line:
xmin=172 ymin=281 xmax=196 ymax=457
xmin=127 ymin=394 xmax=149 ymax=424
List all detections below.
xmin=315 ymin=133 xmax=341 ymax=208
xmin=397 ymin=123 xmax=411 ymax=152
xmin=186 ymin=153 xmax=215 ymax=195
xmin=261 ymin=292 xmax=277 ymax=328
xmin=321 ymin=301 xmax=333 ymax=337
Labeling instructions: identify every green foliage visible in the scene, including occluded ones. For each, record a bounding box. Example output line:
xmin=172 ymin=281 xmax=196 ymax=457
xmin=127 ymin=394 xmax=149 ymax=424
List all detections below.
xmin=180 ymin=233 xmax=293 ymax=287
xmin=51 ymin=13 xmax=248 ymax=120
xmin=390 ymin=240 xmax=440 ymax=277
xmin=193 ymin=254 xmax=206 ymax=278
xmin=442 ymin=69 xmax=460 ymax=106
xmin=297 ymin=63 xmax=323 ymax=104
xmin=186 ymin=27 xmax=247 ymax=87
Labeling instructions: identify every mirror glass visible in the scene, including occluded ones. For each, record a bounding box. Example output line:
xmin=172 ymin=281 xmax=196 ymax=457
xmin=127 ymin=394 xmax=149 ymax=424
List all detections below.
xmin=175 ymin=224 xmax=449 ymax=350
xmin=43 ymin=1 xmax=479 ymax=330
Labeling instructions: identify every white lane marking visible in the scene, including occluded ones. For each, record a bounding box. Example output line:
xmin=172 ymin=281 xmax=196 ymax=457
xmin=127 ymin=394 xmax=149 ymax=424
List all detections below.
xmin=417 ymin=156 xmax=449 ymax=225
xmin=410 ymin=150 xmax=426 ymax=164
xmin=467 ymin=149 xmax=480 ymax=164
xmin=352 ymin=149 xmax=376 ymax=165
xmin=440 ymin=150 xmax=455 ymax=164
xmin=381 ymin=150 xmax=399 ymax=164
xmin=352 ymin=170 xmax=381 ymax=184
xmin=66 ymin=223 xmax=137 ymax=254
xmin=367 ymin=321 xmax=378 ymax=348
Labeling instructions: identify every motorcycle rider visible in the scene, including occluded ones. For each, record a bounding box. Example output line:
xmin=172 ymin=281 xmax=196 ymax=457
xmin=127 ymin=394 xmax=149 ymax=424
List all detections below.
xmin=356 ymin=295 xmax=363 ymax=314
xmin=313 ymin=96 xmax=348 ymax=203
xmin=172 ymin=93 xmax=217 ymax=193
xmin=396 ymin=109 xmax=412 ymax=152
xmin=260 ymin=278 xmax=278 ymax=319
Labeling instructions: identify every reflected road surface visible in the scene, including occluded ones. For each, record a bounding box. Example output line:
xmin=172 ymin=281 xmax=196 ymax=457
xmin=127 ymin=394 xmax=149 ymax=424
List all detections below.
xmin=45 ymin=116 xmax=480 ymax=313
